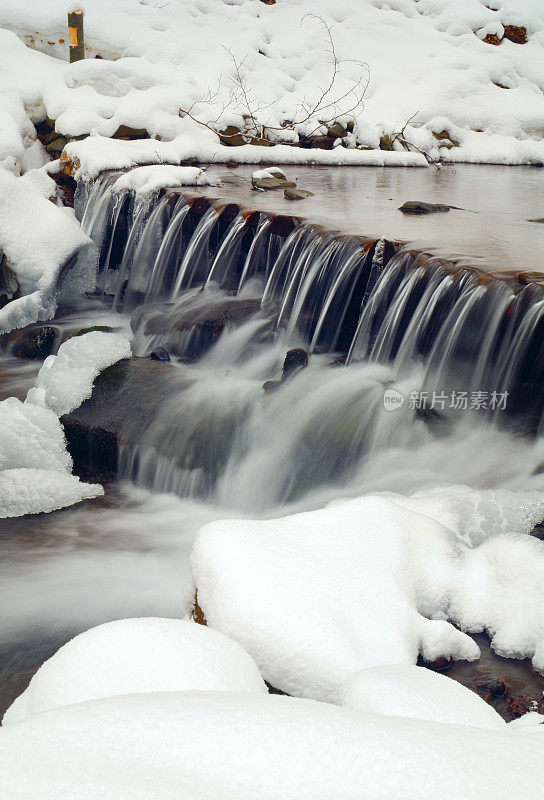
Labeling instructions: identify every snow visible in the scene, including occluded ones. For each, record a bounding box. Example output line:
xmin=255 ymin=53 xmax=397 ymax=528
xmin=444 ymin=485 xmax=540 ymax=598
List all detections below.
xmin=190 ymin=493 xmax=544 ymax=701
xmin=0 ymin=690 xmax=542 ymax=800
xmin=3 ymin=618 xmax=267 ymax=724
xmin=0 ymin=166 xmax=95 ymax=334
xmin=27 ymin=330 xmax=132 ymax=415
xmin=0 ymin=0 xmax=542 ymax=172
xmin=0 ymin=331 xmax=131 ymax=517
xmin=111 ymin=164 xmax=220 ymax=195
xmin=340 ymin=664 xmax=505 ymax=729
xmin=62 ymin=130 xmax=427 ymax=179
xmin=0 ymin=468 xmax=102 ymax=519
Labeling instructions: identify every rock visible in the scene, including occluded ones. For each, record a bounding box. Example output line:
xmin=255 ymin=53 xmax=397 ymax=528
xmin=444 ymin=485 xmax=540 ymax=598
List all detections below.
xmin=282 ymin=348 xmax=308 ymax=378
xmin=527 ymin=218 xmax=544 ymax=224
xmin=252 ymin=176 xmax=297 ymax=191
xmin=45 ymin=137 xmax=68 ymax=154
xmin=13 ymin=326 xmax=58 ymax=360
xmin=149 ymin=346 xmax=170 ymax=362
xmin=0 ymin=254 xmax=20 ymax=309
xmin=305 ymin=135 xmax=336 ymax=150
xmin=263 ymin=349 xmax=308 ymax=394
xmin=503 ymin=25 xmax=528 ymax=44
xmin=192 ymin=590 xmax=207 ymax=625
xmin=507 ymin=694 xmax=544 ymax=719
xmin=483 ymin=33 xmax=501 ymax=46
xmin=112 ymin=125 xmax=149 ymax=140
xmin=327 ymin=121 xmax=346 ymax=139
xmin=421 ymin=656 xmax=451 ymax=672
xmin=72 ymin=325 xmax=114 ymax=338
xmin=379 ymin=134 xmax=394 ymax=151
xmin=61 ymin=357 xmax=192 ymax=474
xmin=284 ymin=188 xmax=314 ymax=201
xmin=477 ymin=679 xmax=506 ymax=697
xmin=219 ymin=126 xmax=271 ymax=147
xmin=432 ymin=130 xmax=460 ymax=149
xmin=399 ymin=201 xmax=452 ymax=215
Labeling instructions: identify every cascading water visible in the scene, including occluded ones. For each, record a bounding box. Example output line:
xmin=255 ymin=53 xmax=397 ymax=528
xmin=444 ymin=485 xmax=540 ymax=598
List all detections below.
xmin=73 ymin=176 xmax=544 ymax=509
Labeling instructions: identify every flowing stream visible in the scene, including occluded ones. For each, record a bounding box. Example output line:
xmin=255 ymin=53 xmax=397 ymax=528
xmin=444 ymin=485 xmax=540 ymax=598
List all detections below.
xmin=2 ymin=165 xmax=544 ymax=718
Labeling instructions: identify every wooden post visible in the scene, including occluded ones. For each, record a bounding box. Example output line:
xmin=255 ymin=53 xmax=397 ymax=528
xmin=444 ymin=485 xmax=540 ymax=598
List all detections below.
xmin=68 ymin=9 xmax=84 ymax=63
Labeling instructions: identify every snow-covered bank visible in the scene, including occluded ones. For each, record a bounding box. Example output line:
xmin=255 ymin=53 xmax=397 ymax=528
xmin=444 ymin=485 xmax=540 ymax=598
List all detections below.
xmin=0 ymin=331 xmax=131 ymax=517
xmin=190 ymin=491 xmax=544 ymax=701
xmin=1 ymin=0 xmax=543 ymax=170
xmin=1 ymin=689 xmax=542 ymax=799
xmin=0 ymin=168 xmax=95 ymax=333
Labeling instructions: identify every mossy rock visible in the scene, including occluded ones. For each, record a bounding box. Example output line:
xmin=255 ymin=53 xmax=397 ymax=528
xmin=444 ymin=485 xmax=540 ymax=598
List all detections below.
xmin=72 ymin=325 xmax=115 ymax=338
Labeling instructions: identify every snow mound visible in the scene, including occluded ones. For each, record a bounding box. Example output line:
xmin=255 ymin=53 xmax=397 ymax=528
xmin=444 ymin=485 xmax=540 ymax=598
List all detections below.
xmin=3 ymin=618 xmax=267 ymax=724
xmin=111 ymin=165 xmax=220 ymax=195
xmin=0 ymin=691 xmax=542 ymax=800
xmin=27 ymin=330 xmax=132 ymax=416
xmin=0 ymin=167 xmax=95 ymax=334
xmin=340 ymin=664 xmax=505 ymax=729
xmin=191 ymin=492 xmax=544 ymax=700
xmin=0 ymin=332 xmax=130 ymax=517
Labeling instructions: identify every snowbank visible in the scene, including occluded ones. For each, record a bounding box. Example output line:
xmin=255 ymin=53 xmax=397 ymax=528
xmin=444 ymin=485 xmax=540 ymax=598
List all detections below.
xmin=0 ymin=331 xmax=131 ymax=517
xmin=62 ymin=130 xmax=427 ymax=179
xmin=1 ymin=1 xmax=543 ymax=168
xmin=340 ymin=664 xmax=505 ymax=729
xmin=3 ymin=618 xmax=267 ymax=724
xmin=0 ymin=691 xmax=542 ymax=800
xmin=0 ymin=167 xmax=95 ymax=334
xmin=190 ymin=493 xmax=544 ymax=700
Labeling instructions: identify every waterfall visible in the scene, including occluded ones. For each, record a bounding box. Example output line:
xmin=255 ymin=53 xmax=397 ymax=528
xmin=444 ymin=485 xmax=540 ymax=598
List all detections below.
xmin=75 ymin=176 xmax=544 ymax=507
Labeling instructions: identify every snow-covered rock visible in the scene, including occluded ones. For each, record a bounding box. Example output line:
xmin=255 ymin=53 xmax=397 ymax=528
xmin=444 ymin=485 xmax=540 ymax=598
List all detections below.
xmin=0 ymin=167 xmax=95 ymax=334
xmin=27 ymin=330 xmax=132 ymax=416
xmin=190 ymin=493 xmax=544 ymax=700
xmin=3 ymin=618 xmax=267 ymax=724
xmin=112 ymin=165 xmax=220 ymax=195
xmin=0 ymin=332 xmax=131 ymax=517
xmin=0 ymin=691 xmax=542 ymax=800
xmin=340 ymin=664 xmax=506 ymax=729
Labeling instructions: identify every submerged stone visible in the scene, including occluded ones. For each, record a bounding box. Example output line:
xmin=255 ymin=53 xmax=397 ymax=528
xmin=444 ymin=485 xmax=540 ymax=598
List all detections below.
xmin=252 ymin=176 xmax=297 ymax=191
xmin=284 ymin=188 xmax=314 ymax=201
xmin=149 ymin=346 xmax=170 ymax=362
xmin=13 ymin=326 xmax=58 ymax=360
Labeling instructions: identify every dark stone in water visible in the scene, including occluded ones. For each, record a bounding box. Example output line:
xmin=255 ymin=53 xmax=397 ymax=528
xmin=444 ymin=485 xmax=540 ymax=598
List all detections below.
xmin=284 ymin=188 xmax=314 ymax=201
xmin=282 ymin=348 xmax=308 ymax=378
xmin=149 ymin=346 xmax=170 ymax=362
xmin=527 ymin=218 xmax=544 ymax=224
xmin=263 ymin=349 xmax=308 ymax=393
xmin=477 ymin=678 xmax=506 ymax=696
xmin=399 ymin=201 xmax=452 ymax=215
xmin=421 ymin=656 xmax=451 ymax=672
xmin=13 ymin=326 xmax=59 ymax=360
xmin=61 ymin=357 xmax=192 ymax=474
